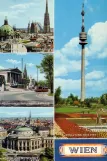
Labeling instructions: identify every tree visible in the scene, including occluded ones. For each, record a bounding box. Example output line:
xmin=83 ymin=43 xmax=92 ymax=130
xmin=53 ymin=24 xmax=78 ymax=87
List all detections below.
xmin=40 ymin=156 xmax=49 ymax=161
xmin=55 ymin=86 xmax=61 ymax=105
xmin=100 ymin=93 xmax=107 ymax=105
xmin=0 ymin=75 xmax=5 ymax=85
xmin=68 ymin=93 xmax=78 ymax=101
xmin=73 ymin=100 xmax=80 ymax=106
xmin=66 ymin=93 xmax=78 ymax=105
xmin=40 ymin=55 xmax=53 ymax=94
xmin=66 ymin=97 xmax=73 ymax=105
xmin=38 ymin=80 xmax=48 ymax=87
xmin=45 ymin=148 xmax=53 ymax=159
xmin=0 ymin=149 xmax=7 ymax=161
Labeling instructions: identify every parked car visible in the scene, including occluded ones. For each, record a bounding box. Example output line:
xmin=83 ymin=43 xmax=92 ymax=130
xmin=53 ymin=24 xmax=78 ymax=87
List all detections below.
xmin=35 ymin=86 xmax=48 ymax=92
xmin=10 ymin=83 xmax=18 ymax=88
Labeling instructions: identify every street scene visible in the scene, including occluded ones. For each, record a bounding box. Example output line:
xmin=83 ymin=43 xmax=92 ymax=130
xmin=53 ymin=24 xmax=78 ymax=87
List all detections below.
xmin=0 ymin=0 xmax=54 ymax=53
xmin=0 ymin=107 xmax=54 ymax=161
xmin=0 ymin=53 xmax=53 ymax=106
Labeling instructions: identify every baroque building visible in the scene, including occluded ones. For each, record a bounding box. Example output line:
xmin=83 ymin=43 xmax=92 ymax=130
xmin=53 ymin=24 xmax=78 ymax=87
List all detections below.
xmin=0 ymin=17 xmax=14 ymax=41
xmin=4 ymin=126 xmax=53 ymax=152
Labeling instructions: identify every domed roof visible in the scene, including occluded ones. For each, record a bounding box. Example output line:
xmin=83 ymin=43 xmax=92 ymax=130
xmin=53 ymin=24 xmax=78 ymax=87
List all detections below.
xmin=0 ymin=17 xmax=14 ymax=36
xmin=15 ymin=126 xmax=33 ymax=132
xmin=0 ymin=25 xmax=14 ymax=36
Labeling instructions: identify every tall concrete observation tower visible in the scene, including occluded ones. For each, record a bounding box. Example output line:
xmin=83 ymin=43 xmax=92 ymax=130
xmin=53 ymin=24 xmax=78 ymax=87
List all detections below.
xmin=79 ymin=4 xmax=88 ymax=102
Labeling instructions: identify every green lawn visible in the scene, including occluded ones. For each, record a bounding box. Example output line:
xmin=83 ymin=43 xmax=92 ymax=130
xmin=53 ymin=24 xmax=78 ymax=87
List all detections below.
xmin=67 ymin=118 xmax=97 ymax=126
xmin=0 ymin=148 xmax=7 ymax=153
xmin=55 ymin=105 xmax=107 ymax=114
xmin=48 ymin=93 xmax=53 ymax=96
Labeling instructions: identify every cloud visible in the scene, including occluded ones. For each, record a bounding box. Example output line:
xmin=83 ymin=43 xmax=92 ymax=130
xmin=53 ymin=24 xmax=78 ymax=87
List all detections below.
xmin=86 ymin=70 xmax=105 ymax=80
xmin=55 ymin=77 xmax=107 ymax=97
xmin=84 ymin=0 xmax=88 ymax=4
xmin=0 ymin=66 xmax=5 ymax=69
xmin=10 ymin=2 xmax=35 ymax=10
xmin=55 ymin=53 xmax=89 ymax=77
xmin=0 ymin=0 xmax=54 ymax=28
xmin=84 ymin=0 xmax=94 ymax=12
xmin=33 ymin=73 xmax=46 ymax=81
xmin=55 ymin=21 xmax=107 ymax=78
xmin=6 ymin=59 xmax=21 ymax=64
xmin=88 ymin=6 xmax=94 ymax=12
xmin=87 ymin=21 xmax=107 ymax=58
xmin=27 ymin=63 xmax=35 ymax=67
xmin=56 ymin=21 xmax=107 ymax=59
xmin=98 ymin=48 xmax=107 ymax=59
xmin=86 ymin=78 xmax=107 ymax=91
xmin=0 ymin=10 xmax=25 ymax=20
xmin=56 ymin=37 xmax=80 ymax=57
xmin=15 ymin=52 xmax=27 ymax=55
xmin=55 ymin=78 xmax=81 ymax=91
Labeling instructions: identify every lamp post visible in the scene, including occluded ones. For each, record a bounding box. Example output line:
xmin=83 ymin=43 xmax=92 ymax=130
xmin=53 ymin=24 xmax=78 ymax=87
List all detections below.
xmin=36 ymin=65 xmax=40 ymax=85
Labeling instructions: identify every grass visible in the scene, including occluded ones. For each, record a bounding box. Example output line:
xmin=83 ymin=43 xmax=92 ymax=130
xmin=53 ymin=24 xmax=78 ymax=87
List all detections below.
xmin=0 ymin=148 xmax=7 ymax=153
xmin=55 ymin=104 xmax=107 ymax=114
xmin=19 ymin=40 xmax=31 ymax=43
xmin=56 ymin=106 xmax=92 ymax=113
xmin=48 ymin=93 xmax=53 ymax=96
xmin=67 ymin=118 xmax=96 ymax=126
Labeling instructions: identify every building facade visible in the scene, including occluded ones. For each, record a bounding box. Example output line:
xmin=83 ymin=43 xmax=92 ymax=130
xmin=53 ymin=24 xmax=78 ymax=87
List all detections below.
xmin=4 ymin=126 xmax=53 ymax=152
xmin=0 ymin=68 xmax=22 ymax=85
xmin=0 ymin=126 xmax=7 ymax=137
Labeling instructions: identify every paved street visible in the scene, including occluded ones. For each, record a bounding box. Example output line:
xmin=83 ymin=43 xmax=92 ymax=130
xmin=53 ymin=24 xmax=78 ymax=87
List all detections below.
xmin=0 ymin=91 xmax=53 ymax=106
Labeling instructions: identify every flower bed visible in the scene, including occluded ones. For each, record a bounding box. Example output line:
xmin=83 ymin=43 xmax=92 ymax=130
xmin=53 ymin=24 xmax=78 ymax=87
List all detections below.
xmin=55 ymin=118 xmax=98 ymax=138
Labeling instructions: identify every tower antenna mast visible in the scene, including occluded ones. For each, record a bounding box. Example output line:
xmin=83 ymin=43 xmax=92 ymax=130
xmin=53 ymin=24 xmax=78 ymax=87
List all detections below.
xmin=79 ymin=3 xmax=88 ymax=102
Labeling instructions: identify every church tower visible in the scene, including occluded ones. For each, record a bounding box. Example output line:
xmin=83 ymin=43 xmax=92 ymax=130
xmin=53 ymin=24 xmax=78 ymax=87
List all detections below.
xmin=28 ymin=21 xmax=30 ymax=33
xmin=29 ymin=111 xmax=31 ymax=120
xmin=44 ymin=0 xmax=50 ymax=33
xmin=31 ymin=21 xmax=35 ymax=33
xmin=28 ymin=111 xmax=31 ymax=125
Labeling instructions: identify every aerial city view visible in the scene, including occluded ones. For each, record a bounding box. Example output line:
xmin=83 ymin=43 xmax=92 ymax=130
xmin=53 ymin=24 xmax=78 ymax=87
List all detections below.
xmin=0 ymin=107 xmax=54 ymax=161
xmin=0 ymin=54 xmax=53 ymax=106
xmin=0 ymin=0 xmax=54 ymax=53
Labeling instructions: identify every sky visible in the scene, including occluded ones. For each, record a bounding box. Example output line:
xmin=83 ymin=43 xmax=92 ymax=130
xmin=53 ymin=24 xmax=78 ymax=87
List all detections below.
xmin=0 ymin=107 xmax=54 ymax=118
xmin=0 ymin=53 xmax=46 ymax=81
xmin=0 ymin=0 xmax=54 ymax=28
xmin=55 ymin=0 xmax=107 ymax=98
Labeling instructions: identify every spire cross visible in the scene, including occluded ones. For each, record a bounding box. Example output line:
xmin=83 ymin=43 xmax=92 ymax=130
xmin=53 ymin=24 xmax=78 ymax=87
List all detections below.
xmin=46 ymin=0 xmax=48 ymax=13
xmin=5 ymin=16 xmax=7 ymax=19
